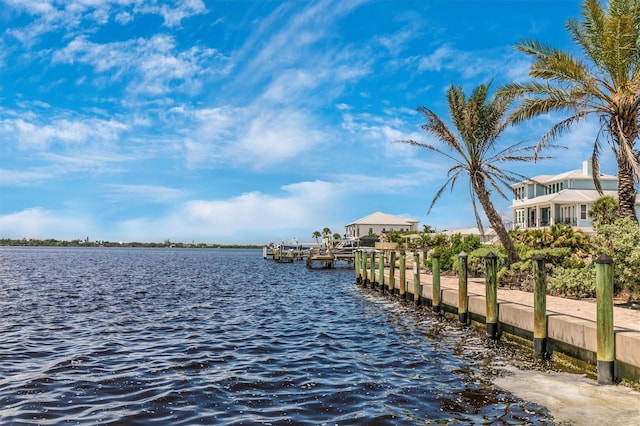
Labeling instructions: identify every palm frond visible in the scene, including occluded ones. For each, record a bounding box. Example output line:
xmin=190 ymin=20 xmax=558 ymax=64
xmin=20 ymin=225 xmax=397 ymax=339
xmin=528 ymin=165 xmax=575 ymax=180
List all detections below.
xmin=534 ymin=113 xmax=590 ymax=157
xmin=467 ymin=184 xmax=484 ymax=235
xmin=427 ymin=171 xmax=462 ymax=213
xmin=394 ymin=139 xmax=465 ymax=165
xmin=417 ymin=106 xmax=464 ymax=155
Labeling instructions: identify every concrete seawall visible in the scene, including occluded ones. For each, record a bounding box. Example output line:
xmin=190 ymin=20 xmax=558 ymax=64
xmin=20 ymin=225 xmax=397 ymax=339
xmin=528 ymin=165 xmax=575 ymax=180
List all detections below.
xmin=367 ymin=267 xmax=640 ymax=384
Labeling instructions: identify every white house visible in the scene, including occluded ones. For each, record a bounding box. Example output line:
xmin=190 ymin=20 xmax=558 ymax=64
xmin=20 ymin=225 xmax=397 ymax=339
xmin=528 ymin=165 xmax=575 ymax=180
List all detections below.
xmin=345 ymin=211 xmax=419 ymax=238
xmin=510 ymin=159 xmax=639 ymax=232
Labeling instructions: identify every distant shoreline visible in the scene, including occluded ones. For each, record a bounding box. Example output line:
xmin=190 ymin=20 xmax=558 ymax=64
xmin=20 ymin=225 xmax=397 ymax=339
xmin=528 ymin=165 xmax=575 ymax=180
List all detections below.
xmin=0 ymin=238 xmax=262 ymax=249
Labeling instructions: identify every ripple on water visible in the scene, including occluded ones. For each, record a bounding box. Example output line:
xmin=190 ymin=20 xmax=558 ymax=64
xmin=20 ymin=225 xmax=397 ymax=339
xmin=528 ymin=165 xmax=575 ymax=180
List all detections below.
xmin=0 ymin=247 xmax=554 ymax=424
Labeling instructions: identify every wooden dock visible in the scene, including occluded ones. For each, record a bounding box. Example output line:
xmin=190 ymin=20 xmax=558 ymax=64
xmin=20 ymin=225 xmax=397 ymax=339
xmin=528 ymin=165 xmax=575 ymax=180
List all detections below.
xmin=305 ymin=246 xmax=357 ymax=269
xmin=263 ymin=246 xmax=304 ymax=262
xmin=263 ymin=239 xmax=360 ymax=268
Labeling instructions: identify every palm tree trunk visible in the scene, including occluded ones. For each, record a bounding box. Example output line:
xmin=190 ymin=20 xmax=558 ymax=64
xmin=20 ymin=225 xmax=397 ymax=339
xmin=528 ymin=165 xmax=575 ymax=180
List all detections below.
xmin=616 ymin=137 xmax=638 ymax=223
xmin=617 ymin=163 xmax=638 ymax=223
xmin=614 ymin=123 xmax=638 ymax=224
xmin=474 ymin=177 xmax=521 ymax=265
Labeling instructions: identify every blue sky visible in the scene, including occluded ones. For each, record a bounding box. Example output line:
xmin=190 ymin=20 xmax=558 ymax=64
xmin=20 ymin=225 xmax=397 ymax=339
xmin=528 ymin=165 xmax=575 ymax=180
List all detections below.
xmin=0 ymin=0 xmax=615 ymax=244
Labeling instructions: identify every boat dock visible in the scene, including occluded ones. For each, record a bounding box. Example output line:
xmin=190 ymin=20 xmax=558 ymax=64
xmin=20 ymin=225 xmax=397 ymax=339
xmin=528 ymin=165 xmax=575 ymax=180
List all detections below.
xmin=263 ymin=240 xmax=359 ymax=268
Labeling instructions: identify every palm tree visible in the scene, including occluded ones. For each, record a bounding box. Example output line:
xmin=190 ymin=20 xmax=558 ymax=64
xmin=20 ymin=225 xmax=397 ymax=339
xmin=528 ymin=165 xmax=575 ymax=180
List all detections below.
xmin=398 ymin=83 xmax=545 ymax=264
xmin=500 ymin=0 xmax=640 ymax=223
xmin=312 ymin=231 xmax=322 ymax=243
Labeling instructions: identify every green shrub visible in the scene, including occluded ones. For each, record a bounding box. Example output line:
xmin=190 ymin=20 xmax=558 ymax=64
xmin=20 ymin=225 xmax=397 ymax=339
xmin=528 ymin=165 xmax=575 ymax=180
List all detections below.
xmin=466 ymin=246 xmax=506 ymax=277
xmin=592 ymin=218 xmax=640 ymax=295
xmin=527 ymin=247 xmax=584 ymax=268
xmin=548 ymin=264 xmax=596 ymax=298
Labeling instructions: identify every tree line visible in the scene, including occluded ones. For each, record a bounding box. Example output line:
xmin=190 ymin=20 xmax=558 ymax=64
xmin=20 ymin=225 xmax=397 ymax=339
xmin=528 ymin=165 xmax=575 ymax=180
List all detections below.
xmin=0 ymin=238 xmax=261 ymax=249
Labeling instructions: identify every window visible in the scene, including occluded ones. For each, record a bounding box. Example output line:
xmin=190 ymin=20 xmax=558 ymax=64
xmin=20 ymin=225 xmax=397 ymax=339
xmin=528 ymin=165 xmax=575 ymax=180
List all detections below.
xmin=514 ymin=186 xmax=525 ymax=200
xmin=580 ymin=204 xmax=587 ymax=220
xmin=545 ymin=182 xmax=564 ymax=194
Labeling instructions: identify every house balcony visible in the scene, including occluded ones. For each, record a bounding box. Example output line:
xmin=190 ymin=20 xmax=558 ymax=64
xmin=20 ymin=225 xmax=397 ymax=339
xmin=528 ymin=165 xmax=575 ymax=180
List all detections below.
xmin=514 ymin=218 xmax=577 ymax=230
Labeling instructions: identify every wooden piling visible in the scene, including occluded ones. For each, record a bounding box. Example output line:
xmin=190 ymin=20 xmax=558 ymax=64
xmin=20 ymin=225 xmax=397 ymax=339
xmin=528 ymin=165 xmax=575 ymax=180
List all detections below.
xmin=378 ymin=250 xmax=385 ymax=291
xmin=399 ymin=251 xmax=406 ymax=299
xmin=532 ymin=254 xmax=548 ymax=357
xmin=458 ymin=252 xmax=468 ymax=324
xmin=388 ymin=251 xmax=396 ymax=294
xmin=596 ymin=253 xmax=615 ymax=385
xmin=413 ymin=251 xmax=421 ymax=305
xmin=361 ymin=250 xmax=368 ymax=286
xmin=370 ymin=251 xmax=376 ymax=288
xmin=485 ymin=252 xmax=498 ymax=338
xmin=355 ymin=251 xmax=361 ymax=282
xmin=432 ymin=253 xmax=441 ymax=313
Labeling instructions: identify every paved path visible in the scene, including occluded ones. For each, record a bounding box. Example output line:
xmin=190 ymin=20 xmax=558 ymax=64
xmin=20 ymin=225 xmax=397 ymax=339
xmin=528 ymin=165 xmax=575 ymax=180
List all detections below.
xmin=401 ymin=270 xmax=640 ymax=332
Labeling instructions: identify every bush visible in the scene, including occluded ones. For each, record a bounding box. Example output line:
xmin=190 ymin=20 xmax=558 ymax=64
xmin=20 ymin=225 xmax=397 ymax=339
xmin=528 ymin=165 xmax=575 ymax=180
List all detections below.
xmin=592 ymin=218 xmax=640 ymax=295
xmin=548 ymin=264 xmax=596 ymax=298
xmin=467 ymin=246 xmax=506 ymax=278
xmin=496 ymin=257 xmax=537 ymax=291
xmin=425 ymin=232 xmax=482 ymax=272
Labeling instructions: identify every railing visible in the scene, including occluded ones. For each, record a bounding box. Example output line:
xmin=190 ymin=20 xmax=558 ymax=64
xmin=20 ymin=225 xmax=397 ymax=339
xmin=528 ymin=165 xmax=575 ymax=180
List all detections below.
xmin=555 ymin=217 xmax=577 ymax=226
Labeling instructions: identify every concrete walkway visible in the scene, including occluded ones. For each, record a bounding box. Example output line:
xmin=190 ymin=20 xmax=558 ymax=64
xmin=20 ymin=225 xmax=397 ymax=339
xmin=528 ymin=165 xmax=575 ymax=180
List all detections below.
xmin=430 ymin=273 xmax=640 ymax=332
xmin=377 ymin=268 xmax=640 ymax=381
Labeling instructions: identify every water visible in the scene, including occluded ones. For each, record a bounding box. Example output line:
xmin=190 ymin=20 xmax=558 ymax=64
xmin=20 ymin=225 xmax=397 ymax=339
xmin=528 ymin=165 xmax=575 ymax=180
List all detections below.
xmin=0 ymin=247 xmax=553 ymax=424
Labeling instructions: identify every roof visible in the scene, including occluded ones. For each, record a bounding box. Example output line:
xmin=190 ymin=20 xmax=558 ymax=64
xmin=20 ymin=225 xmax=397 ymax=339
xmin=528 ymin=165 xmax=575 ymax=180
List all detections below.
xmin=346 ymin=211 xmax=418 ymax=227
xmin=443 ymin=227 xmax=497 ymax=236
xmin=512 ymin=168 xmax=617 ymax=187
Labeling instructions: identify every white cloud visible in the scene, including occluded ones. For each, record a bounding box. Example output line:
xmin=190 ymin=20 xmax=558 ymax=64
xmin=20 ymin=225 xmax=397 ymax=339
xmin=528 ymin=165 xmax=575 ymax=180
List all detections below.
xmin=0 ymin=169 xmax=54 ymax=186
xmin=417 ymin=44 xmax=529 ymax=83
xmin=179 ymin=104 xmax=326 ymax=169
xmin=2 ymin=0 xmax=56 ymax=15
xmin=0 ymin=208 xmax=93 ymax=240
xmin=104 ymin=184 xmax=187 ymax=204
xmin=261 ymin=69 xmax=319 ymax=104
xmin=1 ymin=117 xmax=127 ymax=149
xmin=115 ymin=11 xmax=133 ymax=24
xmin=418 ymin=45 xmax=454 ymax=72
xmin=2 ymin=0 xmax=208 ymax=47
xmin=135 ymin=0 xmax=207 ymax=27
xmin=235 ymin=109 xmax=325 ymax=168
xmin=113 ymin=180 xmax=341 ymax=242
xmin=53 ymin=34 xmax=224 ymax=95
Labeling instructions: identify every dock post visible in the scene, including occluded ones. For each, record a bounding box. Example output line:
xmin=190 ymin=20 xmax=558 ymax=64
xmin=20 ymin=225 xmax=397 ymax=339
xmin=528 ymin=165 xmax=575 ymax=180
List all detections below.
xmin=263 ymin=246 xmax=267 ymax=260
xmin=532 ymin=254 xmax=548 ymax=357
xmin=378 ymin=250 xmax=385 ymax=292
xmin=458 ymin=252 xmax=468 ymax=324
xmin=355 ymin=251 xmax=361 ymax=283
xmin=432 ymin=253 xmax=441 ymax=313
xmin=360 ymin=250 xmax=367 ymax=286
xmin=370 ymin=251 xmax=376 ymax=288
xmin=485 ymin=252 xmax=498 ymax=338
xmin=413 ymin=251 xmax=421 ymax=305
xmin=388 ymin=251 xmax=396 ymax=294
xmin=596 ymin=253 xmax=615 ymax=385
xmin=399 ymin=251 xmax=406 ymax=300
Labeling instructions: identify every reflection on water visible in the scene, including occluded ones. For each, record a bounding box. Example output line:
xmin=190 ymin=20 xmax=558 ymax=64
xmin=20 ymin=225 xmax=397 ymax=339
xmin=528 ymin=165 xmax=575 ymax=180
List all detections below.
xmin=0 ymin=247 xmax=555 ymax=424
